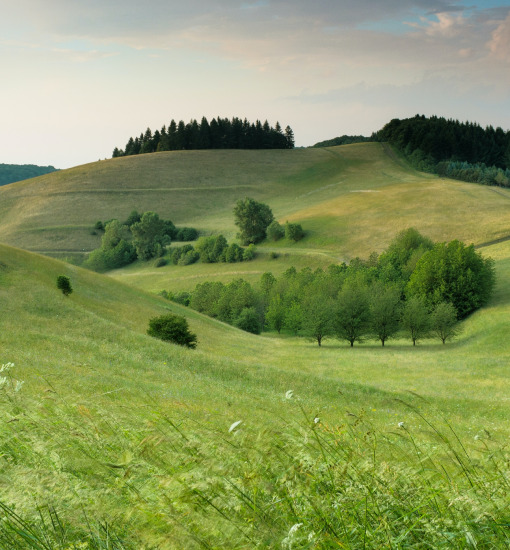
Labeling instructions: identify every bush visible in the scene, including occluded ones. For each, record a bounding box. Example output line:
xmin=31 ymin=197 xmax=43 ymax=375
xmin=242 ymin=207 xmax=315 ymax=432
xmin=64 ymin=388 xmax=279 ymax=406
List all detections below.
xmin=171 ymin=292 xmax=191 ymax=306
xmin=94 ymin=221 xmax=104 ymax=231
xmin=243 ymin=244 xmax=256 ymax=261
xmin=175 ymin=227 xmax=199 ymax=241
xmin=285 ymin=222 xmax=305 ymax=242
xmin=267 ymin=220 xmax=284 ymax=241
xmin=147 ymin=314 xmax=197 ymax=348
xmin=178 ymin=250 xmax=200 ymax=266
xmin=234 ymin=307 xmax=261 ymax=334
xmin=56 ymin=275 xmax=72 ymax=296
xmin=171 ymin=244 xmax=194 ymax=265
xmin=225 ymin=243 xmax=244 ymax=263
xmin=155 ymin=257 xmax=167 ymax=267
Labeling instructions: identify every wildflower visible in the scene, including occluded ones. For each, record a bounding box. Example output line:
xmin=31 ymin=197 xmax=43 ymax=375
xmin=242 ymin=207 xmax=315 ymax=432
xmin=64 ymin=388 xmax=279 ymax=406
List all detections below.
xmin=14 ymin=380 xmax=24 ymax=393
xmin=0 ymin=376 xmax=7 ymax=389
xmin=229 ymin=420 xmax=242 ymax=433
xmin=398 ymin=422 xmax=405 ymax=428
xmin=313 ymin=417 xmax=320 ymax=424
xmin=285 ymin=390 xmax=294 ymax=399
xmin=288 ymin=523 xmax=303 ymax=536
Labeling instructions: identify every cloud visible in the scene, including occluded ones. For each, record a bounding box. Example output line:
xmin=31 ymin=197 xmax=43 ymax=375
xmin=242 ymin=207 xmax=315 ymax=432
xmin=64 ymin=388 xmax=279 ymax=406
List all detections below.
xmin=487 ymin=13 xmax=510 ymax=62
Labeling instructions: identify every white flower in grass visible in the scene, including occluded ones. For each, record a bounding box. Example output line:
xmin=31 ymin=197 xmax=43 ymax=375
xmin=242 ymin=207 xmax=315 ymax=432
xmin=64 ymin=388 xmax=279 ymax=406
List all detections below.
xmin=14 ymin=380 xmax=24 ymax=393
xmin=398 ymin=422 xmax=405 ymax=428
xmin=314 ymin=417 xmax=320 ymax=424
xmin=229 ymin=420 xmax=242 ymax=433
xmin=288 ymin=523 xmax=303 ymax=536
xmin=285 ymin=390 xmax=294 ymax=399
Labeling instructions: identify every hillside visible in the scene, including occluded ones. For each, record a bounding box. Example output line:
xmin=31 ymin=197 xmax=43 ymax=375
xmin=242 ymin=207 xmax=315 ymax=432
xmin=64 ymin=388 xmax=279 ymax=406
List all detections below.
xmin=1 ymin=240 xmax=510 ymax=547
xmin=1 ymin=143 xmax=510 ymax=268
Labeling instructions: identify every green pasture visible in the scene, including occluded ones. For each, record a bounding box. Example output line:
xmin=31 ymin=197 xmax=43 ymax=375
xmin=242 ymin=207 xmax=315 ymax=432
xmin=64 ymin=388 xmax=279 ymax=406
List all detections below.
xmin=2 ymin=143 xmax=510 ymax=262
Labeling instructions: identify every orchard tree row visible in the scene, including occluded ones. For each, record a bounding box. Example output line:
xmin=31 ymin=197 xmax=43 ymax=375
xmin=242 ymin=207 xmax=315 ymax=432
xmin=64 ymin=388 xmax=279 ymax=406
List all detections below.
xmin=171 ymin=228 xmax=495 ymax=345
xmin=112 ymin=117 xmax=295 ymax=157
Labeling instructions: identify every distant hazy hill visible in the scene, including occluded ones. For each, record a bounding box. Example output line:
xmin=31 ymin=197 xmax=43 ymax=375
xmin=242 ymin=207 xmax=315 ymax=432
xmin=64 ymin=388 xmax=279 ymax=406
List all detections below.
xmin=312 ymin=135 xmax=371 ymax=147
xmin=0 ymin=163 xmax=58 ymax=186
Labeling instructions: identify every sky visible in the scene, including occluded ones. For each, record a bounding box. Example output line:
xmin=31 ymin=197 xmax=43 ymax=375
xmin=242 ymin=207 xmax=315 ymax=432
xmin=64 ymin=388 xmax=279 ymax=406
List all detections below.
xmin=1 ymin=0 xmax=510 ymax=169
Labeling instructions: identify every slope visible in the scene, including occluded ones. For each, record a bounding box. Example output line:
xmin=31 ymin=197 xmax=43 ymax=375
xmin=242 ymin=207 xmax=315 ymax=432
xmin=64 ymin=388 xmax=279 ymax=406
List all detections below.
xmin=1 ymin=235 xmax=510 ymax=547
xmin=2 ymin=143 xmax=510 ymax=265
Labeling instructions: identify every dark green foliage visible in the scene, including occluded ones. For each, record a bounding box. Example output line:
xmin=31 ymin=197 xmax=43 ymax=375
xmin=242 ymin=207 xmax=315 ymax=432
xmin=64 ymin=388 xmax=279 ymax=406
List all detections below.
xmin=155 ymin=257 xmax=167 ymax=267
xmin=195 ymin=235 xmax=228 ymax=263
xmin=266 ymin=220 xmax=285 ymax=241
xmin=175 ymin=227 xmax=199 ymax=241
xmin=178 ymin=249 xmax=200 ymax=266
xmin=224 ymin=243 xmax=244 ymax=263
xmin=113 ymin=117 xmax=294 ymax=157
xmin=302 ymin=292 xmax=335 ymax=346
xmin=131 ymin=212 xmax=169 ymax=260
xmin=265 ymin=294 xmax=286 ymax=333
xmin=369 ymin=282 xmax=402 ymax=346
xmin=233 ymin=198 xmax=274 ymax=245
xmin=431 ymin=302 xmax=460 ymax=344
xmin=234 ymin=307 xmax=262 ymax=334
xmin=377 ymin=228 xmax=434 ymax=286
xmin=242 ymin=244 xmax=256 ymax=261
xmin=171 ymin=291 xmax=191 ymax=307
xmin=0 ymin=163 xmax=57 ymax=186
xmin=171 ymin=244 xmax=195 ymax=265
xmin=124 ymin=210 xmax=142 ymax=227
xmin=407 ymin=240 xmax=495 ymax=318
xmin=401 ymin=296 xmax=430 ymax=346
xmin=373 ymin=115 xmax=510 ymax=186
xmin=84 ymin=220 xmax=136 ymax=272
xmin=147 ymin=314 xmax=197 ymax=348
xmin=335 ymin=281 xmax=370 ymax=347
xmin=312 ymin=135 xmax=371 ymax=148
xmin=285 ymin=222 xmax=305 ymax=242
xmin=94 ymin=221 xmax=104 ymax=231
xmin=56 ymin=275 xmax=72 ymax=296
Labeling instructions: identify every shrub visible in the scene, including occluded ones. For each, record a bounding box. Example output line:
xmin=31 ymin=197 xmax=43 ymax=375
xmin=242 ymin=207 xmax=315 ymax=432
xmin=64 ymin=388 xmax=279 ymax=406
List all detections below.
xmin=147 ymin=314 xmax=197 ymax=348
xmin=270 ymin=252 xmax=279 ymax=259
xmin=285 ymin=222 xmax=305 ymax=242
xmin=56 ymin=275 xmax=72 ymax=296
xmin=94 ymin=221 xmax=104 ymax=231
xmin=234 ymin=307 xmax=261 ymax=334
xmin=243 ymin=244 xmax=256 ymax=261
xmin=178 ymin=249 xmax=200 ymax=266
xmin=172 ymin=291 xmax=191 ymax=306
xmin=267 ymin=220 xmax=284 ymax=241
xmin=175 ymin=227 xmax=199 ymax=241
xmin=155 ymin=257 xmax=167 ymax=267
xmin=225 ymin=243 xmax=244 ymax=263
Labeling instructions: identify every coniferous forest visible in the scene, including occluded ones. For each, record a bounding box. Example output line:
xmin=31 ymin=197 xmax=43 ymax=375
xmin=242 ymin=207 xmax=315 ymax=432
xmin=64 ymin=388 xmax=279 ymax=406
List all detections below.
xmin=373 ymin=115 xmax=510 ymax=187
xmin=112 ymin=117 xmax=295 ymax=157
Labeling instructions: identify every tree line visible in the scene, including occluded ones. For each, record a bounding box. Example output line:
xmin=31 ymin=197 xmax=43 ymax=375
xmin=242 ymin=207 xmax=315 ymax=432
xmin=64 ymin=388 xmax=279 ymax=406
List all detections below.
xmin=373 ymin=115 xmax=510 ymax=187
xmin=112 ymin=117 xmax=295 ymax=157
xmin=167 ymin=228 xmax=495 ymax=346
xmin=0 ymin=164 xmax=58 ymax=186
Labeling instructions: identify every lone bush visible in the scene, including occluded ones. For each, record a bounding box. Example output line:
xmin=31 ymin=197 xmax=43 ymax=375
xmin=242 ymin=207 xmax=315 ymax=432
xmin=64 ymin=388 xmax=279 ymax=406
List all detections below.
xmin=147 ymin=314 xmax=197 ymax=348
xmin=285 ymin=222 xmax=305 ymax=242
xmin=56 ymin=275 xmax=73 ymax=296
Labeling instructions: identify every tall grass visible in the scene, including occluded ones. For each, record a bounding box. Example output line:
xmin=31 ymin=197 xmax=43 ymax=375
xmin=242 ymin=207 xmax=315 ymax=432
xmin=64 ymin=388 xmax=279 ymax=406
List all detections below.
xmin=1 ymin=368 xmax=508 ymax=549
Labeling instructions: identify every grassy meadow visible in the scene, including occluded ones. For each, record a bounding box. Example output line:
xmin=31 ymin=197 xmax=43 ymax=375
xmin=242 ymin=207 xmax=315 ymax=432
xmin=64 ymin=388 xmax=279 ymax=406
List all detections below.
xmin=1 ymin=143 xmax=510 ymax=548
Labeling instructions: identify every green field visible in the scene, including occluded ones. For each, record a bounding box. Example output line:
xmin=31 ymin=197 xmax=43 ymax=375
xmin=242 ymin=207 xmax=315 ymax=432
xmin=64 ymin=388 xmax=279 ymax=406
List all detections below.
xmin=1 ymin=144 xmax=509 ymax=548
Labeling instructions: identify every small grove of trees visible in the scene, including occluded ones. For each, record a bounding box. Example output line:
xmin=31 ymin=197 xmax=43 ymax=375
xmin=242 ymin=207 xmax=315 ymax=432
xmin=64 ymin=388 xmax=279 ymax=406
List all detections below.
xmin=172 ymin=228 xmax=495 ymax=344
xmin=169 ymin=236 xmax=256 ymax=266
xmin=112 ymin=117 xmax=294 ymax=157
xmin=84 ymin=211 xmax=199 ymax=272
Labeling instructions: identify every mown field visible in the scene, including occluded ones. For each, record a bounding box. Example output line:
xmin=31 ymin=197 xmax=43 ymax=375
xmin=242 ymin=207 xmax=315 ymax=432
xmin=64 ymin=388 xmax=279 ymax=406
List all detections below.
xmin=1 ymin=143 xmax=509 ymax=548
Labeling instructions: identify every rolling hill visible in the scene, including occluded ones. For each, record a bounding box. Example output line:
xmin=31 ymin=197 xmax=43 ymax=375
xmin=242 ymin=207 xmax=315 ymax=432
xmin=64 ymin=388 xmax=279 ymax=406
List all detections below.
xmin=2 ymin=143 xmax=510 ymax=265
xmin=1 ymin=143 xmax=510 ymax=547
